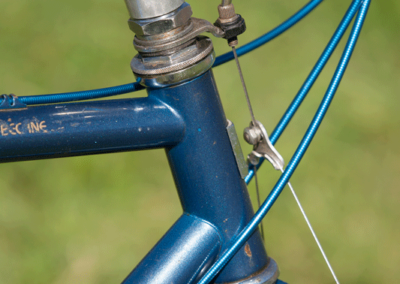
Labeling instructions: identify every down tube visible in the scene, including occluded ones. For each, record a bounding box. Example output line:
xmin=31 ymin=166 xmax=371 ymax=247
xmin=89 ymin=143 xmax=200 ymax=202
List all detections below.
xmin=148 ymin=71 xmax=269 ymax=283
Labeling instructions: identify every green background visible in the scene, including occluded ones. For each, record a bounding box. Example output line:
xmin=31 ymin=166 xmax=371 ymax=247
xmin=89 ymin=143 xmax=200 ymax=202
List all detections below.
xmin=0 ymin=0 xmax=399 ymax=283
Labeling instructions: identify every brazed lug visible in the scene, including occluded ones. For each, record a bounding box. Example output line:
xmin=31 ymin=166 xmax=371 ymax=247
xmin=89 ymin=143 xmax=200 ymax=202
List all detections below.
xmin=0 ymin=94 xmax=27 ymax=111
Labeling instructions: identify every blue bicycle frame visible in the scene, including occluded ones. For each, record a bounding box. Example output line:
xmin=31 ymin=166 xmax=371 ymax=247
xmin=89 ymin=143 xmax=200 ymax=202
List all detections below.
xmin=0 ymin=0 xmax=370 ymax=282
xmin=0 ymin=70 xmax=271 ymax=283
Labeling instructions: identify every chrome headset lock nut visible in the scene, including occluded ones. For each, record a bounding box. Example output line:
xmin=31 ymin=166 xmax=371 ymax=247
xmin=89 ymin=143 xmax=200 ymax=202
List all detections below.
xmin=128 ymin=3 xmax=193 ymax=36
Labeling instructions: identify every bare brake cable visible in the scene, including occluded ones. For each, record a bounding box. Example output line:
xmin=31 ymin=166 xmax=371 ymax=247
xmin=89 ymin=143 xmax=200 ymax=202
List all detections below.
xmin=232 ymin=46 xmax=264 ymax=241
xmin=199 ymin=0 xmax=370 ymax=282
xmin=279 ymin=167 xmax=340 ymax=284
xmin=232 ymin=47 xmax=257 ymax=126
xmin=231 ymin=23 xmax=340 ymax=284
xmin=228 ymin=18 xmax=339 ymax=284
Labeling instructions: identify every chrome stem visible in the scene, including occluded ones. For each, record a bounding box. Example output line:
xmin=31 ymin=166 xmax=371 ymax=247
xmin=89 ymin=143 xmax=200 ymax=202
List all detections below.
xmin=221 ymin=0 xmax=232 ymax=6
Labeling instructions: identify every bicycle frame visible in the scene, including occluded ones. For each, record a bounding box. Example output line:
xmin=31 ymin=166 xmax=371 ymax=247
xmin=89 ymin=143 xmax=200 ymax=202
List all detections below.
xmin=0 ymin=70 xmax=274 ymax=283
xmin=0 ymin=0 xmax=371 ymax=282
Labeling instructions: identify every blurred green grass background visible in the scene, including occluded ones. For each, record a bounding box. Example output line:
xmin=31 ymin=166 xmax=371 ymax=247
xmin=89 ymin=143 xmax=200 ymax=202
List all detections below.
xmin=0 ymin=0 xmax=399 ymax=283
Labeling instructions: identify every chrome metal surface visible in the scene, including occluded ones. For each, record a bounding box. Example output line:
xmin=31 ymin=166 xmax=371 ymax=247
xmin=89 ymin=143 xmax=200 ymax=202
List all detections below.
xmin=124 ymin=0 xmax=184 ymax=20
xmin=217 ymin=4 xmax=239 ymax=24
xmin=135 ymin=22 xmax=192 ymax=42
xmin=131 ymin=36 xmax=213 ymax=76
xmin=221 ymin=0 xmax=233 ymax=6
xmin=219 ymin=258 xmax=279 ymax=284
xmin=128 ymin=2 xmax=225 ymax=89
xmin=136 ymin=51 xmax=215 ymax=88
xmin=134 ymin=18 xmax=224 ymax=53
xmin=245 ymin=120 xmax=284 ymax=171
xmin=243 ymin=126 xmax=261 ymax=146
xmin=226 ymin=120 xmax=247 ymax=179
xmin=128 ymin=3 xmax=192 ymax=36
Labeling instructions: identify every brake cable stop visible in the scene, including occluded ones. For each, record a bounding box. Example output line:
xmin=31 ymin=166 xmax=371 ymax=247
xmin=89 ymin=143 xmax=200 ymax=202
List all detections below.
xmin=214 ymin=1 xmax=246 ymax=47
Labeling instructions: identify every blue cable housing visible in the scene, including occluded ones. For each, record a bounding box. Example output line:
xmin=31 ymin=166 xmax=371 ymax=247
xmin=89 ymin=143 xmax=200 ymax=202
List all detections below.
xmin=199 ymin=0 xmax=370 ymax=283
xmin=1 ymin=0 xmax=370 ymax=282
xmin=5 ymin=0 xmax=322 ymax=106
xmin=245 ymin=0 xmax=363 ymax=184
xmin=18 ymin=82 xmax=144 ymax=106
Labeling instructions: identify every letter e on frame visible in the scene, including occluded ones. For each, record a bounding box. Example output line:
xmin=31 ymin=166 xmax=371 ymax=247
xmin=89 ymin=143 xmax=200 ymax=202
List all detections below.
xmin=1 ymin=124 xmax=8 ymax=136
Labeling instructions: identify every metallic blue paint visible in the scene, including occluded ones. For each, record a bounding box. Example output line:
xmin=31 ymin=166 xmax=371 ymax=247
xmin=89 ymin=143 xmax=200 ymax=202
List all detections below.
xmin=0 ymin=0 xmax=367 ymax=281
xmin=199 ymin=0 xmax=370 ymax=282
xmin=0 ymin=97 xmax=184 ymax=162
xmin=123 ymin=70 xmax=269 ymax=283
xmin=0 ymin=69 xmax=271 ymax=282
xmin=122 ymin=214 xmax=222 ymax=284
xmin=246 ymin=0 xmax=363 ymax=184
